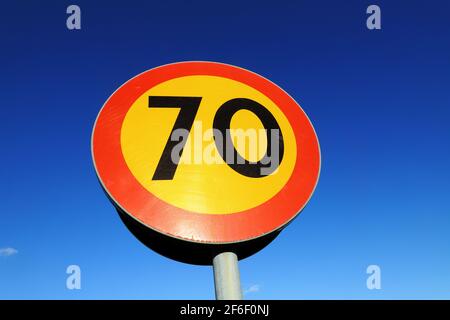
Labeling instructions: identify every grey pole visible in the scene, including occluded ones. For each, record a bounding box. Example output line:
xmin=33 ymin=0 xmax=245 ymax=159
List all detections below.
xmin=213 ymin=252 xmax=243 ymax=300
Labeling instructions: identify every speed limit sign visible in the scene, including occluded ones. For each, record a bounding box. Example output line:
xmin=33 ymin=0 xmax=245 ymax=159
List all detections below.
xmin=92 ymin=61 xmax=320 ymax=264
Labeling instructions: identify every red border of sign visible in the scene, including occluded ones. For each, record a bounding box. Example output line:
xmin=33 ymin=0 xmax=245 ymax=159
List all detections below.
xmin=92 ymin=61 xmax=320 ymax=244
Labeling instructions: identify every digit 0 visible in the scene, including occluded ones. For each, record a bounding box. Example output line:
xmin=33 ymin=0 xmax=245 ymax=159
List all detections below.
xmin=213 ymin=98 xmax=284 ymax=177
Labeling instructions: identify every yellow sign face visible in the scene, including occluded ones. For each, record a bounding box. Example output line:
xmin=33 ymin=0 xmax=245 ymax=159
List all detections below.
xmin=121 ymin=75 xmax=297 ymax=214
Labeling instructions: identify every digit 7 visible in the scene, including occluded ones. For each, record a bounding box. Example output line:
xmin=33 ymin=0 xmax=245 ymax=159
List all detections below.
xmin=148 ymin=96 xmax=201 ymax=180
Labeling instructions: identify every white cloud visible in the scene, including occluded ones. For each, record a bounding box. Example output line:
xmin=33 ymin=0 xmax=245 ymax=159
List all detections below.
xmin=0 ymin=247 xmax=18 ymax=257
xmin=244 ymin=284 xmax=260 ymax=295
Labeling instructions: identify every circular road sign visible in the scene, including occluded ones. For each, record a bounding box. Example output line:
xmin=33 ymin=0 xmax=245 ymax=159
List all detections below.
xmin=92 ymin=61 xmax=320 ymax=264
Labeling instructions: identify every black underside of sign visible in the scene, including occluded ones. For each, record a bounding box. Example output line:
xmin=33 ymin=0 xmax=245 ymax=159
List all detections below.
xmin=115 ymin=206 xmax=280 ymax=265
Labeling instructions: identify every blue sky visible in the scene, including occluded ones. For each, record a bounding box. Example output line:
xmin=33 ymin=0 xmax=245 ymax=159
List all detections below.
xmin=0 ymin=1 xmax=449 ymax=299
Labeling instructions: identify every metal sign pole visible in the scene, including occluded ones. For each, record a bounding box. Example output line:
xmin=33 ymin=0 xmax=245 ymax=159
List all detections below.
xmin=213 ymin=252 xmax=243 ymax=300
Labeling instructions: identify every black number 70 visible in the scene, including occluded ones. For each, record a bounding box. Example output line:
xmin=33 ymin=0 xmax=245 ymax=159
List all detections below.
xmin=148 ymin=96 xmax=284 ymax=180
